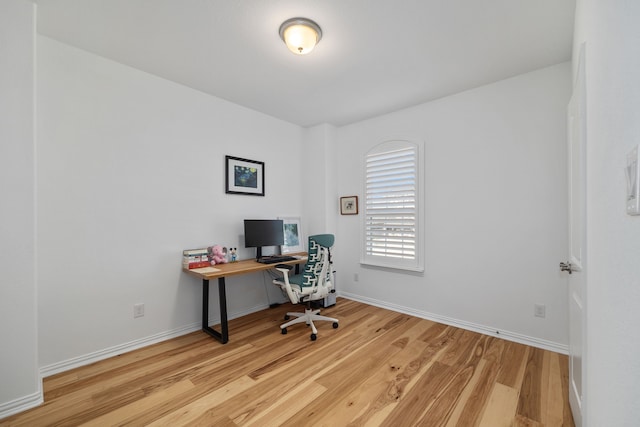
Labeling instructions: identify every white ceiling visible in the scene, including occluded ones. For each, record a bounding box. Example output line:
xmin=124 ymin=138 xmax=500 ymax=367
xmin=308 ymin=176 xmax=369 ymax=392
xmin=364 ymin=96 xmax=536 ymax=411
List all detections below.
xmin=35 ymin=0 xmax=576 ymax=128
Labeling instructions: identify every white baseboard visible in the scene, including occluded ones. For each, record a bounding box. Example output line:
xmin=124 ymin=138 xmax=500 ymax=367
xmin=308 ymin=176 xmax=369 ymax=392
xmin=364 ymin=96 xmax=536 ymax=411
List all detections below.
xmin=338 ymin=292 xmax=568 ymax=355
xmin=0 ymin=388 xmax=43 ymax=421
xmin=40 ymin=303 xmax=270 ymax=378
xmin=39 ymin=322 xmax=202 ymax=378
xmin=38 ymin=292 xmax=567 ymax=383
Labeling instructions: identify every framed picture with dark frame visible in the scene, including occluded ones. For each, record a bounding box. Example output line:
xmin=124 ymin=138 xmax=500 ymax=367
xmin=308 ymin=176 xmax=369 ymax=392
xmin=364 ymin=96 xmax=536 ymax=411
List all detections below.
xmin=340 ymin=196 xmax=359 ymax=215
xmin=225 ymin=155 xmax=265 ymax=196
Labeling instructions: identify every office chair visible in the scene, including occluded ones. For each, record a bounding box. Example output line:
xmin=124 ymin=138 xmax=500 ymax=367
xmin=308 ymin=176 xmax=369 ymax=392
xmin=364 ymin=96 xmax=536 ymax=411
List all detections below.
xmin=273 ymin=234 xmax=339 ymax=341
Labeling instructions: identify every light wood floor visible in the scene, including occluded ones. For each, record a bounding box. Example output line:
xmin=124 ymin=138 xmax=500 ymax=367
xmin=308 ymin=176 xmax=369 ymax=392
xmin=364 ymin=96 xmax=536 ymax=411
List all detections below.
xmin=1 ymin=299 xmax=574 ymax=426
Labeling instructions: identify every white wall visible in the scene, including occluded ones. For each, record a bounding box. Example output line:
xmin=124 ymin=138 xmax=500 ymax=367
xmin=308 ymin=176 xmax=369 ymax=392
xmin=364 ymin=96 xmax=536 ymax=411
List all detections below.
xmin=36 ymin=36 xmax=304 ymax=370
xmin=302 ymin=124 xmax=338 ymax=237
xmin=334 ymin=63 xmax=571 ymax=350
xmin=0 ymin=0 xmax=41 ymax=418
xmin=573 ymin=1 xmax=640 ymax=425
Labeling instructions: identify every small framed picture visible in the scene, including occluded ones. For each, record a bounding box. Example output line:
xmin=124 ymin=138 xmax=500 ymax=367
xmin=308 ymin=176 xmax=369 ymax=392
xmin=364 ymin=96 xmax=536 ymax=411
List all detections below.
xmin=279 ymin=217 xmax=304 ymax=253
xmin=340 ymin=196 xmax=359 ymax=215
xmin=225 ymin=155 xmax=264 ymax=196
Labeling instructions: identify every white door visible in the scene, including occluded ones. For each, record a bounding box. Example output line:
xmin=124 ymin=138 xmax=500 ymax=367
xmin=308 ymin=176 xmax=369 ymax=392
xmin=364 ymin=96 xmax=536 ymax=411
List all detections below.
xmin=564 ymin=44 xmax=587 ymax=427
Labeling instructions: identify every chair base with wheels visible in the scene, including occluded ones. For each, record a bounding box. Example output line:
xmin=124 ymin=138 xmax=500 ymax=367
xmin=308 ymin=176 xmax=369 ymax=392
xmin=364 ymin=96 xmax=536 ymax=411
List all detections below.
xmin=281 ymin=306 xmax=338 ymax=341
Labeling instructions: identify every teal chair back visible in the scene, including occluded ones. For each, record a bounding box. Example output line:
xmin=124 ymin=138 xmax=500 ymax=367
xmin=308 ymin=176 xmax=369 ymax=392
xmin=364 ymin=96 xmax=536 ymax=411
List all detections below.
xmin=300 ymin=234 xmax=334 ymax=288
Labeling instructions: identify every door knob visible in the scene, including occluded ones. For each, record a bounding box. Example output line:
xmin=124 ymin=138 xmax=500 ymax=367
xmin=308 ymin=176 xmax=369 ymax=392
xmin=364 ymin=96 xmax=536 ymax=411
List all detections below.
xmin=559 ymin=261 xmax=573 ymax=274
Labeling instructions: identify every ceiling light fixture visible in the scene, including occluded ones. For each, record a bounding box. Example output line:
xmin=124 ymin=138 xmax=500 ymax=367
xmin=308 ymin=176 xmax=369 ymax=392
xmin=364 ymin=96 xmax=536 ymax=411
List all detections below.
xmin=279 ymin=17 xmax=322 ymax=55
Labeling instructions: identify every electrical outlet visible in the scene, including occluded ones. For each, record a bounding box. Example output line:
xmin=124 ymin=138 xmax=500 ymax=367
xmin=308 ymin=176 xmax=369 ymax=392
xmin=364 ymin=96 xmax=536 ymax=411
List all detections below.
xmin=534 ymin=304 xmax=546 ymax=318
xmin=134 ymin=303 xmax=145 ymax=318
xmin=354 ymin=273 xmax=359 ymax=282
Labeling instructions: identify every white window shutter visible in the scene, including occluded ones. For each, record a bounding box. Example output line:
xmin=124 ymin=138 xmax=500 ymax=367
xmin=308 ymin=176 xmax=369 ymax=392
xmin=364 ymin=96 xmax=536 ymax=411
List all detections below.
xmin=362 ymin=140 xmax=423 ymax=271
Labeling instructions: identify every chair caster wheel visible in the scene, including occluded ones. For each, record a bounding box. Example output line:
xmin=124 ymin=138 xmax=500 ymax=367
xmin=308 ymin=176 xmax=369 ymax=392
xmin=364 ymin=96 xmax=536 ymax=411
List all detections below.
xmin=333 ymin=322 xmax=339 ymax=329
xmin=281 ymin=328 xmax=287 ymax=335
xmin=284 ymin=315 xmax=290 ymax=320
xmin=310 ymin=333 xmax=317 ymax=341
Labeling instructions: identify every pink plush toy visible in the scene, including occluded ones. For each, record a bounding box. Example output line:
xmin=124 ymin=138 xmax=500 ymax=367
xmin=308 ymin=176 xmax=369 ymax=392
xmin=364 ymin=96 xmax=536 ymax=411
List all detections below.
xmin=208 ymin=245 xmax=228 ymax=265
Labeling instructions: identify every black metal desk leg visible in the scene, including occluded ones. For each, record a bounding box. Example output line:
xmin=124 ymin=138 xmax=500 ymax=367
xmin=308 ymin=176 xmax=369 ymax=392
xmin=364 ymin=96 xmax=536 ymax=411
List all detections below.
xmin=201 ymin=278 xmax=229 ymax=344
xmin=202 ymin=279 xmax=209 ymax=330
xmin=218 ymin=277 xmax=229 ymax=343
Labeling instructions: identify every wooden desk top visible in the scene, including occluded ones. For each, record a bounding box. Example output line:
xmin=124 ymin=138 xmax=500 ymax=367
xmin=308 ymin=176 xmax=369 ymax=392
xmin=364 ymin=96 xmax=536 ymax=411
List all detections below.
xmin=182 ymin=253 xmax=307 ymax=281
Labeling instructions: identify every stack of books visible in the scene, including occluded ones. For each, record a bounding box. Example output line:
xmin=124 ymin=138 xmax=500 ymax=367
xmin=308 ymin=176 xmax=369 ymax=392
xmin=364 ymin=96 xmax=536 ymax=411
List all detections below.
xmin=182 ymin=248 xmax=210 ymax=269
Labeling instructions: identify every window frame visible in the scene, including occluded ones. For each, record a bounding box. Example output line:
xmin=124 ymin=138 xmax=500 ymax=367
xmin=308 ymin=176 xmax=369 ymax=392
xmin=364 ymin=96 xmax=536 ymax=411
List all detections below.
xmin=360 ymin=139 xmax=424 ymax=272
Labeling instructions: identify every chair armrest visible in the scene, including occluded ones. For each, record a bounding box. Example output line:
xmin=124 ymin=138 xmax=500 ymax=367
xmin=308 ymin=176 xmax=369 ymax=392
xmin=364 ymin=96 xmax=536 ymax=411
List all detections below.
xmin=275 ymin=264 xmax=293 ymax=274
xmin=273 ymin=264 xmax=299 ymax=304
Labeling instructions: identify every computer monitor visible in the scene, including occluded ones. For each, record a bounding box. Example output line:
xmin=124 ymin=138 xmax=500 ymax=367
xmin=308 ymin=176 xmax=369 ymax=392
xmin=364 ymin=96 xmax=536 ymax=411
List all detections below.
xmin=244 ymin=219 xmax=284 ymax=259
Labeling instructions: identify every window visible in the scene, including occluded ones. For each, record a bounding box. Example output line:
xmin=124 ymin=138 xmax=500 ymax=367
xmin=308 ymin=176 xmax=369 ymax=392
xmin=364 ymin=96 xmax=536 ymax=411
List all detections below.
xmin=362 ymin=140 xmax=423 ymax=272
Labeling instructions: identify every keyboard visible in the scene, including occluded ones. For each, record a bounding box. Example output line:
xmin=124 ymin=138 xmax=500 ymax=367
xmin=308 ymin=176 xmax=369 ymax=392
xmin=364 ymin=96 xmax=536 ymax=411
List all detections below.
xmin=257 ymin=255 xmax=297 ymax=264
